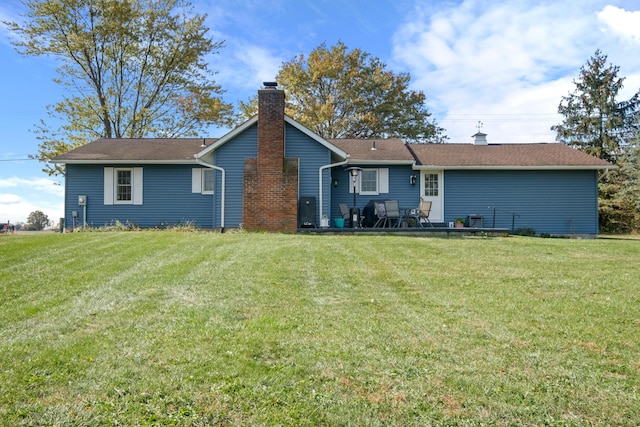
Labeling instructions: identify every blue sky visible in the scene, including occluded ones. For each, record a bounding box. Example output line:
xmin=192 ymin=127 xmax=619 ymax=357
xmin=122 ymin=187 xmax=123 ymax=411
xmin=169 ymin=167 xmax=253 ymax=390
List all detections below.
xmin=1 ymin=0 xmax=640 ymax=224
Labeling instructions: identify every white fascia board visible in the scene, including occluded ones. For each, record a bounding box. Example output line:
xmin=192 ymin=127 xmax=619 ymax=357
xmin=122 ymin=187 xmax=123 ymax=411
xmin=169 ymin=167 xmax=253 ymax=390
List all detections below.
xmin=195 ymin=116 xmax=258 ymax=159
xmin=284 ymin=116 xmax=348 ymax=159
xmin=348 ymin=159 xmax=415 ymax=166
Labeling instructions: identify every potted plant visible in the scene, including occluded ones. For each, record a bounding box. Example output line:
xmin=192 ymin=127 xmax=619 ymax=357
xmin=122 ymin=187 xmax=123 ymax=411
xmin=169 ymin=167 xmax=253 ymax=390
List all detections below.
xmin=455 ymin=218 xmax=465 ymax=228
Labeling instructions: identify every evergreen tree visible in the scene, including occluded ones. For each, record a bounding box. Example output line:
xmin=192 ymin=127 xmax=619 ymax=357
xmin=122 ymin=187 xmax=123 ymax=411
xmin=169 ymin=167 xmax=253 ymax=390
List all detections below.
xmin=551 ymin=50 xmax=640 ymax=162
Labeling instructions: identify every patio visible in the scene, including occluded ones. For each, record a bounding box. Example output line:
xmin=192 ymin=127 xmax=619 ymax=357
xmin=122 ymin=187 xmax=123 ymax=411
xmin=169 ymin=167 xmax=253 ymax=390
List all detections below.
xmin=298 ymin=225 xmax=510 ymax=237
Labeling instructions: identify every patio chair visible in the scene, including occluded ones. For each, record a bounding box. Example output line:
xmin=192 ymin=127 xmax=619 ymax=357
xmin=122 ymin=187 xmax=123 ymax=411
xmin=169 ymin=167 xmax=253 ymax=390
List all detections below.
xmin=383 ymin=200 xmax=401 ymax=228
xmin=372 ymin=201 xmax=388 ymax=227
xmin=339 ymin=203 xmax=351 ymax=227
xmin=409 ymin=198 xmax=433 ymax=227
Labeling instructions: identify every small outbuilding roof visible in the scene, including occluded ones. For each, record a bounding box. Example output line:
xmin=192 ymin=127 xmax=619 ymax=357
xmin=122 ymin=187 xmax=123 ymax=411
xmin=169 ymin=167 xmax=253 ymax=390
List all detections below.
xmin=407 ymin=143 xmax=613 ymax=170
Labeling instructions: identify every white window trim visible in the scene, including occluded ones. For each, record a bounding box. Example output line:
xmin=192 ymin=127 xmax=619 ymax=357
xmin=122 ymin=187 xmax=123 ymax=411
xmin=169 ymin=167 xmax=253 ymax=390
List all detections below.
xmin=114 ymin=168 xmax=132 ymax=205
xmin=104 ymin=167 xmax=143 ymax=205
xmin=349 ymin=168 xmax=389 ymax=196
xmin=359 ymin=169 xmax=379 ymax=196
xmin=192 ymin=168 xmax=214 ymax=195
xmin=202 ymin=169 xmax=214 ymax=194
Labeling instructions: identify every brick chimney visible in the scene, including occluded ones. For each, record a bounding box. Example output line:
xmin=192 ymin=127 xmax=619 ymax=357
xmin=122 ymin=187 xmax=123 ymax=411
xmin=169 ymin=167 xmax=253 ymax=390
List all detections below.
xmin=243 ymin=83 xmax=299 ymax=232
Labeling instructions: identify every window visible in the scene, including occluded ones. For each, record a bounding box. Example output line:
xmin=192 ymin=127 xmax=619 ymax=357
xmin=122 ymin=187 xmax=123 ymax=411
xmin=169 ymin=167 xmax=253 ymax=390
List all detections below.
xmin=423 ymin=173 xmax=439 ymax=197
xmin=202 ymin=169 xmax=214 ymax=194
xmin=360 ymin=169 xmax=378 ymax=194
xmin=192 ymin=168 xmax=214 ymax=194
xmin=104 ymin=167 xmax=143 ymax=205
xmin=116 ymin=169 xmax=132 ymax=202
xmin=350 ymin=168 xmax=388 ymax=195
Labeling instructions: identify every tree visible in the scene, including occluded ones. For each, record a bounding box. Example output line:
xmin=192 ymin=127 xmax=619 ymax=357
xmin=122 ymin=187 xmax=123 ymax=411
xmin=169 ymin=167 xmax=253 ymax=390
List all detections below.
xmin=5 ymin=0 xmax=234 ymax=176
xmin=26 ymin=210 xmax=50 ymax=231
xmin=621 ymin=139 xmax=640 ymax=213
xmin=613 ymin=138 xmax=640 ymax=231
xmin=551 ymin=50 xmax=640 ymax=162
xmin=238 ymin=41 xmax=446 ymax=143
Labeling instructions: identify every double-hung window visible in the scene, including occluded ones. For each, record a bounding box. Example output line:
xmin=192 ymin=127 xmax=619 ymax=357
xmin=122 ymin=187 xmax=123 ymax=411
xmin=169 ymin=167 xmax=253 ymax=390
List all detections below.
xmin=116 ymin=169 xmax=132 ymax=202
xmin=192 ymin=168 xmax=214 ymax=194
xmin=359 ymin=169 xmax=379 ymax=195
xmin=104 ymin=167 xmax=143 ymax=205
xmin=202 ymin=169 xmax=214 ymax=194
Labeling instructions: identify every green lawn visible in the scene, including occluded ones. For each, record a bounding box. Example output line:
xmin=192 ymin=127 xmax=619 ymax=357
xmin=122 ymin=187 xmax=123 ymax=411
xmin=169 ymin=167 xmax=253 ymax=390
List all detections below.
xmin=1 ymin=232 xmax=638 ymax=426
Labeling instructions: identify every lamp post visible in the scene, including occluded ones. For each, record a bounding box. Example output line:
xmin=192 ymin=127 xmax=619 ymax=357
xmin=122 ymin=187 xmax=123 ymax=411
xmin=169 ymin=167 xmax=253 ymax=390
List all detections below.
xmin=346 ymin=167 xmax=362 ymax=228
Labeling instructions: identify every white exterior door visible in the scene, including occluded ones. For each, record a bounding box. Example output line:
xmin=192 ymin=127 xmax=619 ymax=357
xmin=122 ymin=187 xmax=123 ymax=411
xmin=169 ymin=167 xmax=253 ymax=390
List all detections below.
xmin=421 ymin=171 xmax=443 ymax=222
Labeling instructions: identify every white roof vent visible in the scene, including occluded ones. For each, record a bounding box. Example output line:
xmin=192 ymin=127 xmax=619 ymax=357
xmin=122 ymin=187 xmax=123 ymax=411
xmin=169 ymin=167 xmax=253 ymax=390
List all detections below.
xmin=472 ymin=121 xmax=487 ymax=145
xmin=472 ymin=131 xmax=488 ymax=145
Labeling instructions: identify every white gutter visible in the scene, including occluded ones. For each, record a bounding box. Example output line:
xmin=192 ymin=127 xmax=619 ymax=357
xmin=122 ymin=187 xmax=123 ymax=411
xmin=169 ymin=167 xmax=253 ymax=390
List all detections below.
xmin=319 ymin=158 xmax=349 ymax=221
xmin=195 ymin=157 xmax=226 ymax=230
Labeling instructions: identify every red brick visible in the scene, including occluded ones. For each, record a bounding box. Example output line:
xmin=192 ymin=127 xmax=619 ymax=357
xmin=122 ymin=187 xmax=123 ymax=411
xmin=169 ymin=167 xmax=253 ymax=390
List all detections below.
xmin=243 ymin=88 xmax=299 ymax=232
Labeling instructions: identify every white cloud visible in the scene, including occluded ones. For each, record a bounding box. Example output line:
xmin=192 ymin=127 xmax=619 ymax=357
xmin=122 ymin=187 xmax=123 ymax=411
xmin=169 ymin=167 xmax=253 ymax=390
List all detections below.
xmin=214 ymin=41 xmax=282 ymax=96
xmin=0 ymin=176 xmax=62 ymax=194
xmin=597 ymin=5 xmax=640 ymax=44
xmin=391 ymin=0 xmax=623 ymax=143
xmin=0 ymin=176 xmax=64 ymax=224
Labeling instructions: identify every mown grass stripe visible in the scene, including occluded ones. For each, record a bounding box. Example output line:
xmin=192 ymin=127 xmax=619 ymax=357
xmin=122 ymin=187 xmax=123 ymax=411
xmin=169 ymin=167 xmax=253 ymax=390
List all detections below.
xmin=0 ymin=232 xmax=638 ymax=425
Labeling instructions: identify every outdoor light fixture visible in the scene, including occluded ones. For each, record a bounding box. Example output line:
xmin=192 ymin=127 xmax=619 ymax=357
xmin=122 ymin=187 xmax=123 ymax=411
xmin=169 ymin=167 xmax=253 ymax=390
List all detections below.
xmin=410 ymin=175 xmax=417 ymax=185
xmin=332 ymin=177 xmax=339 ymax=187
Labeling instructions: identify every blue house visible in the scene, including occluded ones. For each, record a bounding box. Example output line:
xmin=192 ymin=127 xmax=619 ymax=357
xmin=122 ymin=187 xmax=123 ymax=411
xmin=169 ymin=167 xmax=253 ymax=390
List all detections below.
xmin=52 ymin=84 xmax=613 ymax=236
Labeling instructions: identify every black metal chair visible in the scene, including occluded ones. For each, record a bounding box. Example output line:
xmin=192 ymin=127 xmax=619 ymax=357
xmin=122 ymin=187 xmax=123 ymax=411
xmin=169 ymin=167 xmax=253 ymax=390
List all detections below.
xmin=384 ymin=200 xmax=401 ymax=227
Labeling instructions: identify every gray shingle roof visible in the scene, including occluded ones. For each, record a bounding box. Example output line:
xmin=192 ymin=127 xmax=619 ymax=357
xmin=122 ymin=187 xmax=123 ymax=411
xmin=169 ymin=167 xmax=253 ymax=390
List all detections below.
xmin=329 ymin=138 xmax=414 ymax=162
xmin=52 ymin=138 xmax=217 ymax=163
xmin=407 ymin=143 xmax=612 ymax=169
xmin=52 ymin=137 xmax=613 ymax=170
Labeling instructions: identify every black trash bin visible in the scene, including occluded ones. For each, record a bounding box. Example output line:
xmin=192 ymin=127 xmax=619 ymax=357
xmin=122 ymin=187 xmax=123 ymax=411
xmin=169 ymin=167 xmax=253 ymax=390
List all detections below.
xmin=298 ymin=197 xmax=316 ymax=228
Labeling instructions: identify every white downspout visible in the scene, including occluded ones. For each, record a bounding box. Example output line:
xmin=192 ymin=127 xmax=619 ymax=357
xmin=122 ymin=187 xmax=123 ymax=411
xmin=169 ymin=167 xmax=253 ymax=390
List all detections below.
xmin=319 ymin=159 xmax=349 ymax=222
xmin=195 ymin=157 xmax=226 ymax=230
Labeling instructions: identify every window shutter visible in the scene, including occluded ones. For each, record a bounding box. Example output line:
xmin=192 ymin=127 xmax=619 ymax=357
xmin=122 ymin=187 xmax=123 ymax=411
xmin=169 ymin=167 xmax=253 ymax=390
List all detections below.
xmin=133 ymin=167 xmax=143 ymax=205
xmin=192 ymin=168 xmax=202 ymax=193
xmin=379 ymin=168 xmax=389 ymax=194
xmin=104 ymin=167 xmax=114 ymax=205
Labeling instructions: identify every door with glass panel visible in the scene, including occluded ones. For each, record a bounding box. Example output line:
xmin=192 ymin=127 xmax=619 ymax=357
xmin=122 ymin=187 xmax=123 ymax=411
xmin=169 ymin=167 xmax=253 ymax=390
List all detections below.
xmin=421 ymin=171 xmax=443 ymax=222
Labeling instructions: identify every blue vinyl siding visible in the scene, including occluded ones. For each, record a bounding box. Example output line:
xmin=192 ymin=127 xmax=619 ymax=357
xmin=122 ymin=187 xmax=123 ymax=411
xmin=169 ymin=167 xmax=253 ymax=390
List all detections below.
xmin=444 ymin=170 xmax=599 ymax=234
xmin=329 ymin=165 xmax=421 ymax=223
xmin=285 ymin=124 xmax=332 ymax=225
xmin=64 ymin=164 xmax=214 ymax=229
xmin=214 ymin=124 xmax=258 ymax=228
xmin=214 ymin=123 xmax=334 ymax=228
